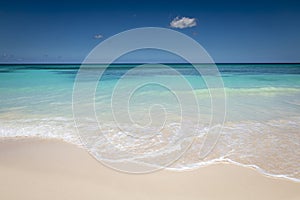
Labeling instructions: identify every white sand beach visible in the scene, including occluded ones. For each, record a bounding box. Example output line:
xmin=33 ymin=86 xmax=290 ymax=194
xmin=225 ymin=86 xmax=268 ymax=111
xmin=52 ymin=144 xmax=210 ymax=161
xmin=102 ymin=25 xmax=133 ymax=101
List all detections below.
xmin=1 ymin=138 xmax=299 ymax=200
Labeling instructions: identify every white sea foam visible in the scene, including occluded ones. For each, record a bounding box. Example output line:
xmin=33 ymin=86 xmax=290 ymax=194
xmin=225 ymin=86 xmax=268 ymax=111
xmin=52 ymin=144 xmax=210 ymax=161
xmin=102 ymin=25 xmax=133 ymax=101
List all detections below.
xmin=0 ymin=115 xmax=299 ymax=182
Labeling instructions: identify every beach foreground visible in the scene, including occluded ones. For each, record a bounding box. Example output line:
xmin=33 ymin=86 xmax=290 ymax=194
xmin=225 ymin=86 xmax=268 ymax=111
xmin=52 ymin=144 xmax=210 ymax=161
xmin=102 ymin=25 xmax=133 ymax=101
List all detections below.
xmin=0 ymin=138 xmax=299 ymax=200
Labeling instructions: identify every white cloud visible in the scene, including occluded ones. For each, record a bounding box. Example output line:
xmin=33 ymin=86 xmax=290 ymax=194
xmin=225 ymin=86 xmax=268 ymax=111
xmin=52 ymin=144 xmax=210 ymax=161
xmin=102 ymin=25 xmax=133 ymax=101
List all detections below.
xmin=170 ymin=17 xmax=197 ymax=29
xmin=94 ymin=34 xmax=103 ymax=39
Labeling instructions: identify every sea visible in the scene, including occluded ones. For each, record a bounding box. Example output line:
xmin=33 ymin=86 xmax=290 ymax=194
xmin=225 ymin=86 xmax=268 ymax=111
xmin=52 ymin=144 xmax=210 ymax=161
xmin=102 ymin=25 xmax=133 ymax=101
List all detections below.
xmin=0 ymin=63 xmax=299 ymax=180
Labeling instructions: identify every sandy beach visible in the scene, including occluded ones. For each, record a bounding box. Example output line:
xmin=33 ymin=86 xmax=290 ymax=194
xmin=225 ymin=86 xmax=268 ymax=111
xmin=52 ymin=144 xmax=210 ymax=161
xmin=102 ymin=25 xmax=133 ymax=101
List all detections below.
xmin=1 ymin=0 xmax=300 ymax=199
xmin=0 ymin=138 xmax=299 ymax=200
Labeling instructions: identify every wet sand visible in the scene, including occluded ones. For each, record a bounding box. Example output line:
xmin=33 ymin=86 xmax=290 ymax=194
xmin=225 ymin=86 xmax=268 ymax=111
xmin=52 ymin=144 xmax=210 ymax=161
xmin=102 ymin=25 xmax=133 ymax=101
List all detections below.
xmin=0 ymin=138 xmax=299 ymax=200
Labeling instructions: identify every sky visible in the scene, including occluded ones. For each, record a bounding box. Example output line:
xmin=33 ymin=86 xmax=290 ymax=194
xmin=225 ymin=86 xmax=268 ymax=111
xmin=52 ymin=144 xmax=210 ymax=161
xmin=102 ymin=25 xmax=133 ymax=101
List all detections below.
xmin=0 ymin=0 xmax=300 ymax=63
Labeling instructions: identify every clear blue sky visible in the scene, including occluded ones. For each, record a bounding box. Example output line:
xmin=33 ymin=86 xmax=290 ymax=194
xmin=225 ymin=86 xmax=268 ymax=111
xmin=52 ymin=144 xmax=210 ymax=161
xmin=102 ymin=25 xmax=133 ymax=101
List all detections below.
xmin=0 ymin=0 xmax=300 ymax=63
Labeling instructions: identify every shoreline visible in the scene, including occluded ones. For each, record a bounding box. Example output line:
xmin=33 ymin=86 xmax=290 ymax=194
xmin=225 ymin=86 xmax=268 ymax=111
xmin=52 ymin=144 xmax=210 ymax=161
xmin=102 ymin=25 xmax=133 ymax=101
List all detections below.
xmin=1 ymin=136 xmax=299 ymax=183
xmin=1 ymin=138 xmax=300 ymax=200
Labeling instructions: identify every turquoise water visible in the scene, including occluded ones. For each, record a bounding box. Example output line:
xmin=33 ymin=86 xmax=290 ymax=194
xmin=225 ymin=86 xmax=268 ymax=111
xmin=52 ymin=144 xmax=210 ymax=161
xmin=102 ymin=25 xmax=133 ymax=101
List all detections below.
xmin=0 ymin=64 xmax=300 ymax=180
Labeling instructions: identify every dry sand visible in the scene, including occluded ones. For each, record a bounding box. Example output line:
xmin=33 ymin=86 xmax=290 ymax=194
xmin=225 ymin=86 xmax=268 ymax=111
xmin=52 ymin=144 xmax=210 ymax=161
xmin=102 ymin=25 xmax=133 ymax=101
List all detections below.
xmin=0 ymin=138 xmax=299 ymax=200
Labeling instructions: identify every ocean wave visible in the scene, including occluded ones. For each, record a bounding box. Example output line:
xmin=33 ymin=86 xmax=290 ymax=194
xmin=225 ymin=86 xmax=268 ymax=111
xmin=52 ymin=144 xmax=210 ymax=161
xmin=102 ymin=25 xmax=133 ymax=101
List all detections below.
xmin=0 ymin=115 xmax=299 ymax=182
xmin=193 ymin=87 xmax=300 ymax=96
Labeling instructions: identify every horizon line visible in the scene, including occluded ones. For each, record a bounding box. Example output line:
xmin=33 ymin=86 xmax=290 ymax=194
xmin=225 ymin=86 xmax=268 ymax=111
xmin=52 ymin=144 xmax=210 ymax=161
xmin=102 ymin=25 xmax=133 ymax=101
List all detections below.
xmin=1 ymin=62 xmax=300 ymax=65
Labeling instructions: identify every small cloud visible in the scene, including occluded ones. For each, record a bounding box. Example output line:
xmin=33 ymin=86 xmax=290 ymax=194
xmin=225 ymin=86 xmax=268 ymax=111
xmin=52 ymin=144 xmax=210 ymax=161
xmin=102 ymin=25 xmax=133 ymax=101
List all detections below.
xmin=170 ymin=16 xmax=197 ymax=29
xmin=94 ymin=34 xmax=103 ymax=39
xmin=192 ymin=31 xmax=198 ymax=36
